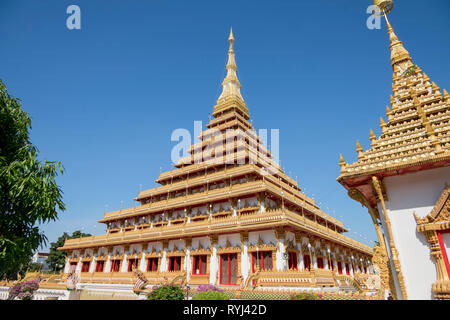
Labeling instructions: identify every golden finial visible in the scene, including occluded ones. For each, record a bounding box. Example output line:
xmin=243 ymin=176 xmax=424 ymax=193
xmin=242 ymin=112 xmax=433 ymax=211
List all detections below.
xmin=373 ymin=0 xmax=394 ymax=16
xmin=339 ymin=154 xmax=347 ymax=171
xmin=432 ymin=82 xmax=440 ymax=92
xmin=443 ymin=89 xmax=449 ymax=100
xmin=386 ymin=105 xmax=391 ymax=115
xmin=380 ymin=117 xmax=387 ymax=132
xmin=218 ymin=28 xmax=243 ymax=100
xmin=228 ymin=27 xmax=235 ymax=44
xmin=356 ymin=141 xmax=363 ymax=155
xmin=369 ymin=129 xmax=376 ymax=142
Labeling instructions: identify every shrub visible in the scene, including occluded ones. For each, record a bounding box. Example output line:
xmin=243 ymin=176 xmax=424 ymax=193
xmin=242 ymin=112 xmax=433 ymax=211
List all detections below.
xmin=290 ymin=293 xmax=322 ymax=300
xmin=197 ymin=284 xmax=223 ymax=292
xmin=192 ymin=291 xmax=230 ymax=300
xmin=8 ymin=280 xmax=40 ymax=300
xmin=147 ymin=284 xmax=185 ymax=300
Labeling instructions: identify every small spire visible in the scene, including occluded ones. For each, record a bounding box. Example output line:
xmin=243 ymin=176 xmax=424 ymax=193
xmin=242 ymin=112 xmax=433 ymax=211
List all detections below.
xmin=380 ymin=117 xmax=387 ymax=133
xmin=443 ymin=89 xmax=449 ymax=101
xmin=432 ymin=82 xmax=440 ymax=92
xmin=339 ymin=154 xmax=347 ymax=172
xmin=217 ymin=28 xmax=244 ymax=103
xmin=386 ymin=105 xmax=391 ymax=115
xmin=384 ymin=15 xmax=412 ymax=70
xmin=369 ymin=129 xmax=376 ymax=142
xmin=228 ymin=27 xmax=235 ymax=43
xmin=356 ymin=140 xmax=363 ymax=154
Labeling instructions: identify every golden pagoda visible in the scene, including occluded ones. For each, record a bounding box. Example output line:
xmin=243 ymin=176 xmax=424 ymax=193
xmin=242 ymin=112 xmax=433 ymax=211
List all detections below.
xmin=338 ymin=1 xmax=450 ymax=300
xmin=59 ymin=29 xmax=373 ymax=295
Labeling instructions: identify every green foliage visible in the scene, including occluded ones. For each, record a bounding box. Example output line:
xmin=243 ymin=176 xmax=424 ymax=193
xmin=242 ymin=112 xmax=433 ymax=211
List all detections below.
xmin=290 ymin=293 xmax=322 ymax=300
xmin=192 ymin=291 xmax=230 ymax=300
xmin=27 ymin=262 xmax=43 ymax=272
xmin=147 ymin=284 xmax=185 ymax=300
xmin=0 ymin=79 xmax=65 ymax=279
xmin=403 ymin=64 xmax=418 ymax=76
xmin=46 ymin=230 xmax=91 ymax=272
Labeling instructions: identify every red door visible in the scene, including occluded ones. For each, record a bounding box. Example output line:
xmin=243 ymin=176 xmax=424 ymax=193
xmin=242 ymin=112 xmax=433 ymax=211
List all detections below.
xmin=220 ymin=253 xmax=238 ymax=285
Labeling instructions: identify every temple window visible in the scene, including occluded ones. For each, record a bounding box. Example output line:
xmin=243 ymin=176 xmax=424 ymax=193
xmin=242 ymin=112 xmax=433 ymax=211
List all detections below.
xmin=345 ymin=263 xmax=350 ymax=275
xmin=168 ymin=256 xmax=181 ymax=271
xmin=287 ymin=252 xmax=298 ymax=270
xmin=146 ymin=258 xmax=159 ymax=272
xmin=81 ymin=261 xmax=90 ymax=272
xmin=127 ymin=258 xmax=139 ymax=272
xmin=110 ymin=259 xmax=121 ymax=272
xmin=337 ymin=261 xmax=343 ymax=275
xmin=251 ymin=251 xmax=273 ymax=271
xmin=69 ymin=262 xmax=77 ymax=273
xmin=192 ymin=255 xmax=208 ymax=275
xmin=317 ymin=257 xmax=324 ymax=269
xmin=220 ymin=253 xmax=238 ymax=285
xmin=328 ymin=259 xmax=334 ymax=271
xmin=95 ymin=261 xmax=105 ymax=272
xmin=303 ymin=254 xmax=311 ymax=271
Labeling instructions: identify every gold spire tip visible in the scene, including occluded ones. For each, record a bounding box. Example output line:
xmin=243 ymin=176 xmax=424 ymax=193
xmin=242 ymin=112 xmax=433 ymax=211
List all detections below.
xmin=228 ymin=28 xmax=235 ymax=43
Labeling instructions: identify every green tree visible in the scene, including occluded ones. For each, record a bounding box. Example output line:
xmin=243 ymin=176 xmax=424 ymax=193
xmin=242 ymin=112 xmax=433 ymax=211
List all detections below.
xmin=0 ymin=79 xmax=65 ymax=279
xmin=46 ymin=230 xmax=91 ymax=272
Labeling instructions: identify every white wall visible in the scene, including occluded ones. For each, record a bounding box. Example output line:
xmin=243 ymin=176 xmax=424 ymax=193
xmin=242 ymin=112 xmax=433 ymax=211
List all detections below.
xmin=381 ymin=166 xmax=450 ymax=300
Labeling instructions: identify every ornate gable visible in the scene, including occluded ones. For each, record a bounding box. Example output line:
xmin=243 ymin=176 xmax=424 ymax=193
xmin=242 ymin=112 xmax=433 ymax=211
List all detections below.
xmin=415 ymin=184 xmax=450 ymax=231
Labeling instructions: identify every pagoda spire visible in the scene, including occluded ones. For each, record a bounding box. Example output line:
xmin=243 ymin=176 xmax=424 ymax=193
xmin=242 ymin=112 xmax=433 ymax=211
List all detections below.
xmin=384 ymin=15 xmax=412 ymax=70
xmin=217 ymin=28 xmax=244 ymax=103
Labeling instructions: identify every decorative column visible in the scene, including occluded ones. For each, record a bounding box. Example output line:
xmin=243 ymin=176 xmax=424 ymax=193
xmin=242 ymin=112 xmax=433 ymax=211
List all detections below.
xmin=295 ymin=232 xmax=304 ymax=270
xmin=121 ymin=246 xmax=129 ymax=272
xmin=63 ymin=256 xmax=70 ymax=273
xmin=372 ymin=176 xmax=408 ymax=299
xmin=275 ymin=227 xmax=287 ymax=271
xmin=104 ymin=248 xmax=112 ymax=273
xmin=257 ymin=192 xmax=265 ymax=213
xmin=342 ymin=255 xmax=347 ymax=275
xmin=231 ymin=199 xmax=238 ymax=217
xmin=240 ymin=231 xmax=250 ymax=281
xmin=185 ymin=238 xmax=192 ymax=283
xmin=311 ymin=240 xmax=317 ymax=269
xmin=75 ymin=253 xmax=82 ymax=273
xmin=160 ymin=240 xmax=169 ymax=272
xmin=348 ymin=186 xmax=398 ymax=298
xmin=209 ymin=235 xmax=219 ymax=285
xmin=89 ymin=255 xmax=96 ymax=273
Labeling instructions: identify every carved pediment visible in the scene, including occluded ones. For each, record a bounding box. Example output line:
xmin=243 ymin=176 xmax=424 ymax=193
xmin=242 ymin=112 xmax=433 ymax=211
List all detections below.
xmin=285 ymin=239 xmax=297 ymax=251
xmin=248 ymin=235 xmax=276 ymax=251
xmin=415 ymin=184 xmax=450 ymax=231
xmin=217 ymin=238 xmax=241 ymax=253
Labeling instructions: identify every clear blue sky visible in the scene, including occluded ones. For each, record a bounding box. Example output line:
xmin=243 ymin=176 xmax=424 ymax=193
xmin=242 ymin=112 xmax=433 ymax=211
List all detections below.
xmin=1 ymin=0 xmax=449 ymax=250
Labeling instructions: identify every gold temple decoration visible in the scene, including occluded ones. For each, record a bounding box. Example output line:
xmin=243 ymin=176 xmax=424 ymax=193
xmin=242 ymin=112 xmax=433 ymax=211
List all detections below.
xmin=373 ymin=0 xmax=394 ymax=16
xmin=415 ymin=184 xmax=450 ymax=300
xmin=57 ymin=29 xmax=373 ymax=293
xmin=371 ymin=176 xmax=407 ymax=299
xmin=338 ymin=0 xmax=450 ymax=299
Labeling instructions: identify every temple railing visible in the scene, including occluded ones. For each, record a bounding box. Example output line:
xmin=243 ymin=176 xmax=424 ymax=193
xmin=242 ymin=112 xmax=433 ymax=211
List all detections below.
xmin=249 ymin=268 xmax=335 ymax=288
